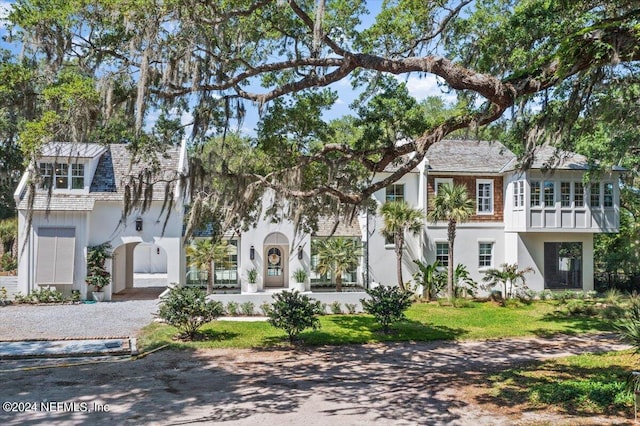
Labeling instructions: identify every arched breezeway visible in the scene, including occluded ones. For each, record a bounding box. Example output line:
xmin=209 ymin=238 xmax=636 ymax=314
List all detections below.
xmin=111 ymin=241 xmax=168 ymax=300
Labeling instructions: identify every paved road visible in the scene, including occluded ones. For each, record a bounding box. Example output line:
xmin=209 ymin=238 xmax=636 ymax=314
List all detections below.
xmin=0 ymin=333 xmax=631 ymax=425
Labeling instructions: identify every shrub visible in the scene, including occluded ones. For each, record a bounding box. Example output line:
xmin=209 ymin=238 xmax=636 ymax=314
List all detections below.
xmin=226 ymin=301 xmax=239 ymax=316
xmin=157 ymin=286 xmax=223 ymax=340
xmin=240 ymin=301 xmax=255 ymax=316
xmin=267 ymin=290 xmax=321 ymax=343
xmin=605 ymin=289 xmax=622 ymax=305
xmin=602 ymin=304 xmax=625 ymax=320
xmin=451 ymin=297 xmax=473 ymax=308
xmin=0 ymin=253 xmax=16 ymax=272
xmin=539 ymin=290 xmax=553 ymax=300
xmin=330 ymin=301 xmax=342 ymax=314
xmin=313 ymin=301 xmax=328 ymax=315
xmin=361 ymin=286 xmax=413 ymax=333
xmin=25 ymin=287 xmax=64 ymax=303
xmin=0 ymin=286 xmax=8 ymax=305
xmin=618 ymin=299 xmax=640 ymax=356
xmin=345 ymin=303 xmax=357 ymax=314
xmin=259 ymin=301 xmax=272 ymax=316
xmin=565 ymin=300 xmax=596 ymax=317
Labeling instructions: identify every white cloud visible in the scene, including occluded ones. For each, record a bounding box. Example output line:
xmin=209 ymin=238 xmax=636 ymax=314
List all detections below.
xmin=399 ymin=74 xmax=457 ymax=104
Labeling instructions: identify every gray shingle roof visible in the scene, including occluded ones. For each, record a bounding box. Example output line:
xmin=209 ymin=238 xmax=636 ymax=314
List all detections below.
xmin=17 ymin=143 xmax=182 ymax=211
xmin=313 ymin=217 xmax=361 ymax=237
xmin=426 ymin=139 xmax=516 ymax=173
xmin=18 ymin=196 xmax=95 ymax=211
xmin=519 ymin=145 xmax=591 ymax=170
xmin=89 ymin=144 xmax=182 ymax=201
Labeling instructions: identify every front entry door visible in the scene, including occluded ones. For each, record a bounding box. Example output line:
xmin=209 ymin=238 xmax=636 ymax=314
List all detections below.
xmin=264 ymin=245 xmax=286 ymax=288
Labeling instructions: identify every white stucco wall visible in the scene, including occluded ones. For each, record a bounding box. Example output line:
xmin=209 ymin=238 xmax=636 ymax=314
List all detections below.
xmin=17 ymin=210 xmax=90 ymax=298
xmin=424 ymin=224 xmax=506 ymax=288
xmin=367 ymin=170 xmax=425 ymax=287
xmin=89 ymin=201 xmax=184 ymax=296
xmin=238 ymin=193 xmax=311 ymax=292
xmin=512 ymin=232 xmax=594 ymax=292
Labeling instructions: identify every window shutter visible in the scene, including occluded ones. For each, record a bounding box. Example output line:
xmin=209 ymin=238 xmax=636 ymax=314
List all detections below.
xmin=36 ymin=228 xmax=76 ymax=285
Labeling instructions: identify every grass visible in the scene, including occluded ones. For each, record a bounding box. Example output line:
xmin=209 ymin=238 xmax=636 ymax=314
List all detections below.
xmin=138 ymin=300 xmax=616 ymax=350
xmin=484 ymin=350 xmax=637 ymax=418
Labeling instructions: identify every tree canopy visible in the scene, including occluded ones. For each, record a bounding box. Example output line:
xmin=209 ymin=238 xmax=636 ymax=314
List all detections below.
xmin=5 ymin=0 xmax=640 ymax=229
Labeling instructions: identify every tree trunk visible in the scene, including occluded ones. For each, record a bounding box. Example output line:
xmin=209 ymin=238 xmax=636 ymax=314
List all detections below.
xmin=336 ymin=273 xmax=342 ymax=292
xmin=447 ymin=220 xmax=456 ymax=299
xmin=207 ymin=264 xmax=213 ymax=295
xmin=396 ymin=234 xmax=405 ymax=291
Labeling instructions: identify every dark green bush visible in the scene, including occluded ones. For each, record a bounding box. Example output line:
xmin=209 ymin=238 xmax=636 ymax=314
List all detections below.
xmin=267 ymin=290 xmax=321 ymax=343
xmin=157 ymin=286 xmax=223 ymax=340
xmin=361 ymin=286 xmax=413 ymax=333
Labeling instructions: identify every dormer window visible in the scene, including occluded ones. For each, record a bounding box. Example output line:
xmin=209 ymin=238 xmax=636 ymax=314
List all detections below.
xmin=39 ymin=162 xmax=84 ymax=190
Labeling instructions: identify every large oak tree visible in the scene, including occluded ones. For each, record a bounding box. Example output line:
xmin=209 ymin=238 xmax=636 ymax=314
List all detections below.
xmin=7 ymin=0 xmax=640 ymax=230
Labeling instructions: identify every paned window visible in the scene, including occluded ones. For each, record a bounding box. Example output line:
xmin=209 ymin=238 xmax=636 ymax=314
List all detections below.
xmin=435 ymin=242 xmax=449 ymax=267
xmin=590 ymin=183 xmax=600 ymax=207
xmin=39 ymin=163 xmax=53 ymax=189
xmin=574 ymin=182 xmax=584 ymax=207
xmin=543 ymin=181 xmax=555 ymax=207
xmin=530 ymin=181 xmax=541 ymax=207
xmin=71 ymin=164 xmax=85 ymax=189
xmin=604 ymin=182 xmax=614 ymax=207
xmin=478 ymin=243 xmax=493 ymax=268
xmin=560 ymin=182 xmax=571 ymax=207
xmin=476 ymin=180 xmax=493 ymax=214
xmin=385 ymin=184 xmax=405 ymax=202
xmin=38 ymin=162 xmax=85 ymax=190
xmin=513 ymin=181 xmax=524 ymax=208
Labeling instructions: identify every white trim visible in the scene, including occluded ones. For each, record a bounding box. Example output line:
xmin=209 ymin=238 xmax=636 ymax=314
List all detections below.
xmin=476 ymin=179 xmax=494 ymax=215
xmin=434 ymin=178 xmax=453 ymax=194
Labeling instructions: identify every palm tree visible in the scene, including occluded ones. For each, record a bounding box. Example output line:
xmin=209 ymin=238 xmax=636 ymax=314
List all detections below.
xmin=186 ymin=239 xmax=232 ymax=294
xmin=314 ymin=237 xmax=361 ymax=292
xmin=380 ymin=201 xmax=425 ymax=291
xmin=412 ymin=259 xmax=446 ymax=301
xmin=428 ymin=184 xmax=475 ymax=299
xmin=482 ymin=263 xmax=534 ymax=300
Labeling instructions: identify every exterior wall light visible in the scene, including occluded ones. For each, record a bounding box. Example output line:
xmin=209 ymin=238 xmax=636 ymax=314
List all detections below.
xmin=298 ymin=245 xmax=303 ymax=260
xmin=135 ymin=217 xmax=143 ymax=232
xmin=250 ymin=245 xmax=255 ymax=260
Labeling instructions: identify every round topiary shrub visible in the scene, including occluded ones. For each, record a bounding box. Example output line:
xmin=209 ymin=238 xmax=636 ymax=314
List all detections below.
xmin=157 ymin=286 xmax=223 ymax=340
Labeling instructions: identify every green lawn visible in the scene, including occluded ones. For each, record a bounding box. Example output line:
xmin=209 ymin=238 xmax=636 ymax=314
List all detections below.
xmin=484 ymin=350 xmax=637 ymax=418
xmin=138 ymin=300 xmax=615 ymax=350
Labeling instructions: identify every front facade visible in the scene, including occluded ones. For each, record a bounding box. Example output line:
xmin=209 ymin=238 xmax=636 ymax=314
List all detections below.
xmin=14 ymin=142 xmax=187 ymax=300
xmin=210 ymin=140 xmax=621 ymax=296
xmin=16 ymin=139 xmax=620 ymax=300
xmin=419 ymin=140 xmax=620 ymax=293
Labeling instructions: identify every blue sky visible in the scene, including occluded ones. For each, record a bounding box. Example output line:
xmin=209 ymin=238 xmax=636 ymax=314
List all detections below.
xmin=0 ymin=0 xmax=457 ymax=138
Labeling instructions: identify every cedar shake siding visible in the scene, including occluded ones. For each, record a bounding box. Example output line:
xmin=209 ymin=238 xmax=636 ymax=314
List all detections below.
xmin=427 ymin=175 xmax=504 ymax=222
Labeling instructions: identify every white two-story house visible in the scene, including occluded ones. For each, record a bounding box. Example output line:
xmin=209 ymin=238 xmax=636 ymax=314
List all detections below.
xmin=200 ymin=139 xmax=621 ymax=296
xmin=409 ymin=140 xmax=621 ymax=292
xmin=14 ymin=142 xmax=187 ymax=300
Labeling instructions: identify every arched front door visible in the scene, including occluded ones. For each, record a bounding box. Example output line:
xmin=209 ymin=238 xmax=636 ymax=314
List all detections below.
xmin=264 ymin=246 xmax=285 ymax=287
xmin=263 ymin=232 xmax=289 ymax=288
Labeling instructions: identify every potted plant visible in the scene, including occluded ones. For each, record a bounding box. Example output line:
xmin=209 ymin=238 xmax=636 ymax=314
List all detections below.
xmin=86 ymin=243 xmax=112 ymax=302
xmin=246 ymin=268 xmax=258 ymax=293
xmin=292 ymin=268 xmax=307 ymax=292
